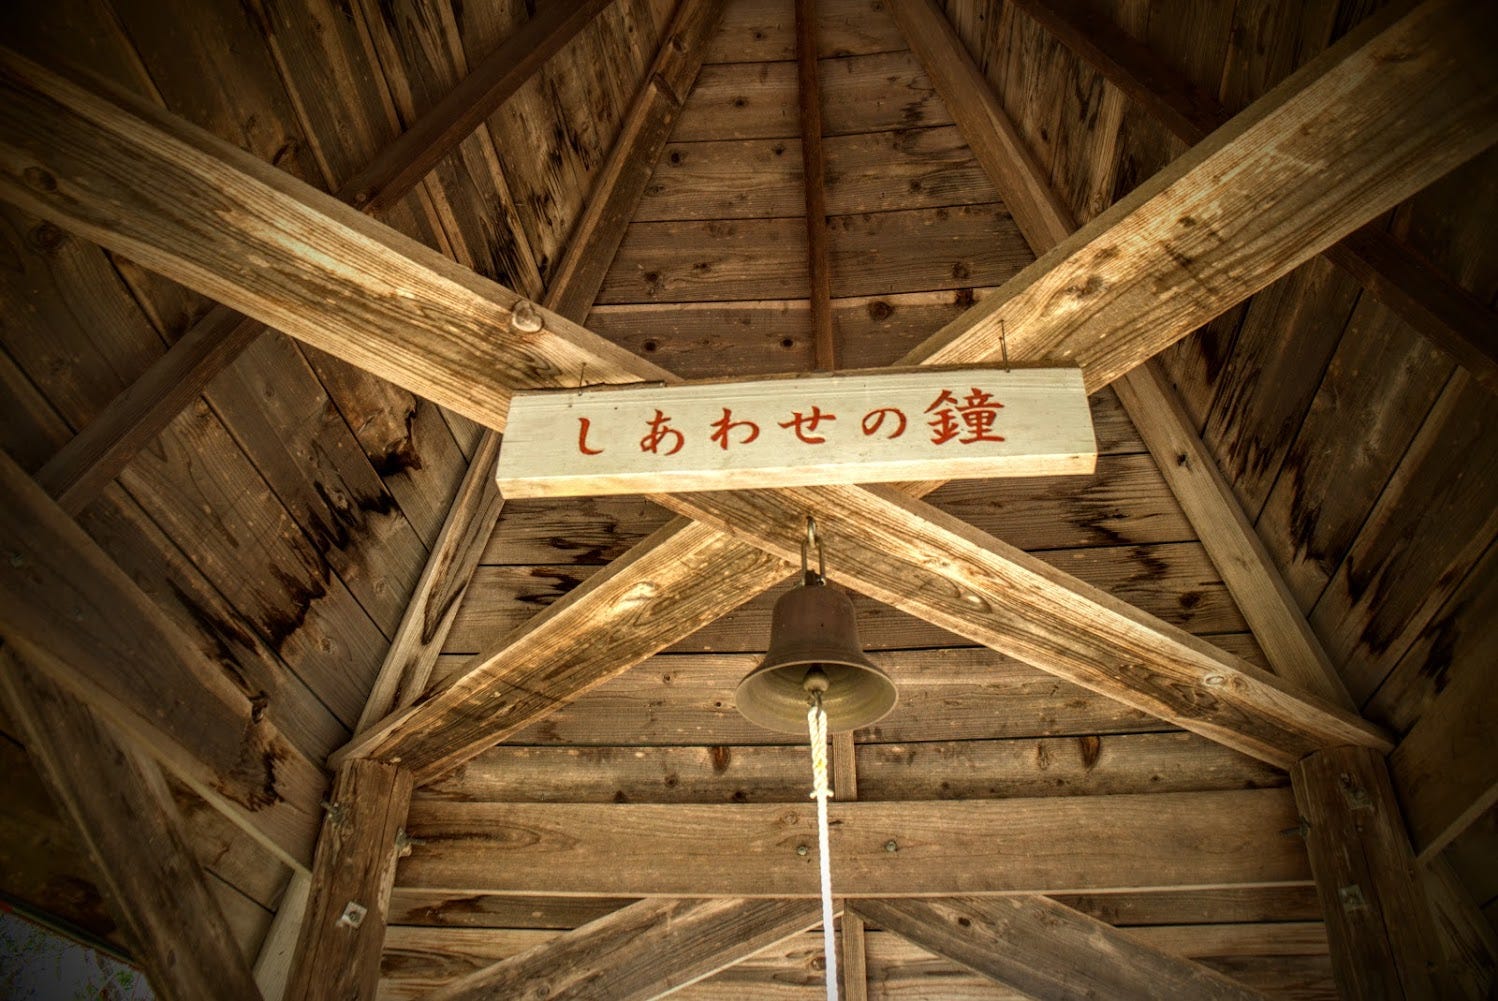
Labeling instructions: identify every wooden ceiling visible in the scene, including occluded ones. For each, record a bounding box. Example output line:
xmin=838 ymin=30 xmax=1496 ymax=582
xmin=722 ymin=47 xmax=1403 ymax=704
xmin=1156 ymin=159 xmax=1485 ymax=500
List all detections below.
xmin=0 ymin=0 xmax=1495 ymax=998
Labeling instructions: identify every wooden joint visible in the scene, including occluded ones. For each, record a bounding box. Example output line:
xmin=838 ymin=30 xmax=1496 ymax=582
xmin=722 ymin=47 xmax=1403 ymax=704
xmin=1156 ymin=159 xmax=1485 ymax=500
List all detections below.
xmin=651 ymin=71 xmax=681 ymax=109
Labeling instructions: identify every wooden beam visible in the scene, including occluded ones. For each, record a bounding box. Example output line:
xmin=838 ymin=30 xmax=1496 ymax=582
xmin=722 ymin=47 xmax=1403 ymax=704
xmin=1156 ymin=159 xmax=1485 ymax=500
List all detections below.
xmin=338 ymin=518 xmax=790 ymax=778
xmin=425 ymin=897 xmax=824 ymax=1001
xmin=794 ymin=0 xmax=836 ymax=369
xmin=252 ymin=870 xmax=311 ymax=1001
xmin=0 ymin=45 xmax=673 ymax=433
xmin=891 ymin=0 xmax=1353 ymax=709
xmin=1292 ymin=745 xmax=1451 ymax=999
xmin=852 ymin=896 xmax=1268 ymax=1000
xmin=284 ymin=760 xmax=412 ymax=1001
xmin=30 ymin=2 xmax=609 ymax=516
xmin=34 ymin=307 xmax=262 ymax=515
xmin=545 ymin=0 xmax=727 ymax=322
xmin=337 ymin=0 xmax=613 ymax=215
xmin=0 ymin=655 xmax=260 ymax=1001
xmin=399 ymin=790 xmax=1311 ymax=897
xmin=0 ymin=450 xmax=323 ymax=868
xmin=1008 ymin=0 xmax=1498 ymax=394
xmin=656 ymin=484 xmax=1386 ymax=767
xmin=832 ymin=733 xmax=868 ymax=1001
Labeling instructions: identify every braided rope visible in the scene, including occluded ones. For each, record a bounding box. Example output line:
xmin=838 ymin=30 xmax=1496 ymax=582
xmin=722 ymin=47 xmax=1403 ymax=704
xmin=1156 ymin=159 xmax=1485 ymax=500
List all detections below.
xmin=808 ymin=692 xmax=838 ymax=1001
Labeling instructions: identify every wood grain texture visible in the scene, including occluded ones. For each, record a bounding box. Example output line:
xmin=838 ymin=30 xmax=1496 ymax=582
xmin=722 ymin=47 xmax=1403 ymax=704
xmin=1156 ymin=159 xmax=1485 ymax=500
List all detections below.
xmin=655 ymin=483 xmax=1387 ymax=767
xmin=0 ymin=450 xmax=325 ymax=868
xmin=1292 ymin=745 xmax=1451 ymax=999
xmin=0 ymin=657 xmax=260 ymax=1001
xmin=1010 ymin=0 xmax=1498 ymax=393
xmin=286 ymin=760 xmax=413 ymax=1001
xmin=398 ymin=790 xmax=1310 ymax=897
xmin=426 ymin=897 xmax=823 ymax=1001
xmin=253 ymin=869 xmax=310 ymax=1001
xmin=337 ymin=0 xmax=613 ymax=215
xmin=795 ymin=0 xmax=836 ymax=369
xmin=339 ymin=519 xmax=792 ymax=779
xmin=853 ymin=895 xmax=1268 ymax=1000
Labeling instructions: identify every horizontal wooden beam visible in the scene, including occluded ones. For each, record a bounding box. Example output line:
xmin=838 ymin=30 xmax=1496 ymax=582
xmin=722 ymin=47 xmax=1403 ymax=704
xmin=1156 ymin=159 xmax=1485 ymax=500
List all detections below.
xmin=398 ymin=790 xmax=1310 ymax=897
xmin=1008 ymin=0 xmax=1498 ymax=393
xmin=427 ymin=897 xmax=824 ymax=1001
xmin=0 ymin=654 xmax=261 ymax=1001
xmin=852 ymin=896 xmax=1268 ymax=1001
xmin=0 ymin=449 xmax=324 ymax=868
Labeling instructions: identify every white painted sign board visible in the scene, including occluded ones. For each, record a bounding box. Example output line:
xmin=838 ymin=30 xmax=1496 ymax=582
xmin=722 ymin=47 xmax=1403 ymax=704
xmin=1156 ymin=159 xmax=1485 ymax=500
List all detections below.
xmin=495 ymin=366 xmax=1096 ymax=498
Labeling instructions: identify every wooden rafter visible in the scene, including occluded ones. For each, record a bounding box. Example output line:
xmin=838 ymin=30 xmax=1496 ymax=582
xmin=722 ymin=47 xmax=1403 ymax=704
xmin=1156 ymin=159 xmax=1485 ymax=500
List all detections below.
xmin=852 ymin=896 xmax=1268 ymax=1000
xmin=4 ymin=0 xmax=1492 ymax=779
xmin=0 ymin=449 xmax=324 ymax=868
xmin=1008 ymin=0 xmax=1498 ymax=394
xmin=425 ymin=898 xmax=824 ymax=1001
xmin=0 ymin=656 xmax=262 ymax=1001
xmin=284 ymin=760 xmax=413 ymax=1001
xmin=794 ymin=0 xmax=836 ymax=369
xmin=29 ymin=2 xmax=611 ymax=517
xmin=358 ymin=0 xmax=726 ymax=733
xmin=887 ymin=0 xmax=1353 ymax=708
xmin=397 ymin=789 xmax=1310 ymax=897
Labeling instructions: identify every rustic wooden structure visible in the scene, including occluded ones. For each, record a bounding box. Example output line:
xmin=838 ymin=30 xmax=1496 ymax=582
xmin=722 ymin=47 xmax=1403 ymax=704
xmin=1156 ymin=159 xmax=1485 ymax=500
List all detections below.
xmin=0 ymin=0 xmax=1494 ymax=998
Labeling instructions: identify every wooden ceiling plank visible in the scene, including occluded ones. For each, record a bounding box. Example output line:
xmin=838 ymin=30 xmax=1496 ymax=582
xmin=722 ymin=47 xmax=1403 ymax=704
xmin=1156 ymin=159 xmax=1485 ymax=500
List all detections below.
xmin=0 ymin=652 xmax=261 ymax=1001
xmin=398 ymin=789 xmax=1311 ymax=896
xmin=423 ymin=897 xmax=824 ymax=1001
xmin=1292 ymin=745 xmax=1453 ymax=998
xmin=336 ymin=0 xmax=613 ymax=216
xmin=1008 ymin=0 xmax=1498 ymax=394
xmin=851 ymin=896 xmax=1269 ymax=1001
xmin=892 ymin=0 xmax=1378 ymax=709
xmin=0 ymin=450 xmax=324 ymax=869
xmin=794 ymin=0 xmax=836 ymax=370
xmin=284 ymin=759 xmax=414 ymax=1001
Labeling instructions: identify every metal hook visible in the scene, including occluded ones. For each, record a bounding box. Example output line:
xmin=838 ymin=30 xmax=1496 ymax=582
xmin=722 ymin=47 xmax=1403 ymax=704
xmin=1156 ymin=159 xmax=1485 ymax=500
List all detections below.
xmin=800 ymin=516 xmax=825 ymax=581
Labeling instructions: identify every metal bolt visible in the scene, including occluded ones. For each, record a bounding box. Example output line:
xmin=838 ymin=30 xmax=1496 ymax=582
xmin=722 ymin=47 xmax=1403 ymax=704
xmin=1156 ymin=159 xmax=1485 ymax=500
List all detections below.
xmin=884 ymin=839 xmax=899 ymax=853
xmin=337 ymin=901 xmax=368 ymax=928
xmin=796 ymin=844 xmax=809 ymax=857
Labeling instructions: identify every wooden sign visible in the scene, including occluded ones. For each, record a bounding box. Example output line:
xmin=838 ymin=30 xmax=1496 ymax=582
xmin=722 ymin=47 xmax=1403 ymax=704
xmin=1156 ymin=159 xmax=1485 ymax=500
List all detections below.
xmin=495 ymin=367 xmax=1095 ymax=498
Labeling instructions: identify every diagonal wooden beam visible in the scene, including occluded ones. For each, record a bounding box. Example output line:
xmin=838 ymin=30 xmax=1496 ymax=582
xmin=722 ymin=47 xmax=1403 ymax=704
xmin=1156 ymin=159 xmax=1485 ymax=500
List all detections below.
xmin=357 ymin=0 xmax=726 ymax=733
xmin=851 ymin=896 xmax=1268 ymax=1001
xmin=5 ymin=0 xmax=1492 ymax=777
xmin=1008 ymin=0 xmax=1498 ymax=394
xmin=0 ymin=652 xmax=262 ymax=1001
xmin=0 ymin=450 xmax=324 ymax=868
xmin=425 ymin=897 xmax=824 ymax=1001
xmin=29 ymin=1 xmax=614 ymax=517
xmin=888 ymin=0 xmax=1354 ymax=708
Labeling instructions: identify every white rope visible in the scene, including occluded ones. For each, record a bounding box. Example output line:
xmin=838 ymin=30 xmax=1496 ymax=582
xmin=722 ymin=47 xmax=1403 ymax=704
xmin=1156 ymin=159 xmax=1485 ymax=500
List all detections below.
xmin=808 ymin=693 xmax=838 ymax=1001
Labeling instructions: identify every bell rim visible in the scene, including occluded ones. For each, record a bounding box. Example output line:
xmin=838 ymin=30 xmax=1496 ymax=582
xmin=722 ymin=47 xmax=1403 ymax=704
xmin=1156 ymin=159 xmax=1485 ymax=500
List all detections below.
xmin=734 ymin=658 xmax=897 ymax=735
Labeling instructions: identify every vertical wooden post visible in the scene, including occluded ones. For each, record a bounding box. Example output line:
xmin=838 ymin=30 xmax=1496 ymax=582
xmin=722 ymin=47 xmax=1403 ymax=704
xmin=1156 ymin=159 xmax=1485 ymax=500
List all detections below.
xmin=794 ymin=0 xmax=836 ymax=371
xmin=284 ymin=759 xmax=413 ymax=1001
xmin=832 ymin=733 xmax=868 ymax=1001
xmin=1291 ymin=746 xmax=1450 ymax=999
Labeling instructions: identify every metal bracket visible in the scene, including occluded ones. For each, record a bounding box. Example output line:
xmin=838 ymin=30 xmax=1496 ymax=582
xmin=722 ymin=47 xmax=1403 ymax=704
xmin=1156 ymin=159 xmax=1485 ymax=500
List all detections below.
xmin=337 ymin=901 xmax=368 ymax=928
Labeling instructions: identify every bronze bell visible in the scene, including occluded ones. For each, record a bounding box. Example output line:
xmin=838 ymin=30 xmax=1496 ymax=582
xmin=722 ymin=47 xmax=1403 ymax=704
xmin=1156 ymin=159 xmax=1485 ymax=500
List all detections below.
xmin=736 ymin=571 xmax=897 ymax=735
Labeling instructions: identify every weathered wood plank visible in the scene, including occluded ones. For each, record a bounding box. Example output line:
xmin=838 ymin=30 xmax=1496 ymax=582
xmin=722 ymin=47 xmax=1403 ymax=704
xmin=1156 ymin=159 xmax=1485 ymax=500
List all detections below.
xmin=0 ymin=450 xmax=325 ymax=868
xmin=853 ymin=896 xmax=1268 ymax=1000
xmin=657 ymin=484 xmax=1385 ymax=767
xmin=286 ymin=760 xmax=413 ymax=1001
xmin=425 ymin=897 xmax=824 ymax=1001
xmin=398 ymin=791 xmax=1310 ymax=897
xmin=1050 ymin=886 xmax=1324 ymax=927
xmin=795 ymin=0 xmax=835 ymax=368
xmin=704 ymin=0 xmax=907 ymax=62
xmin=419 ymin=729 xmax=1279 ymax=804
xmin=0 ymin=657 xmax=260 ymax=1000
xmin=1292 ymin=745 xmax=1450 ymax=999
xmin=254 ymin=870 xmax=311 ymax=1001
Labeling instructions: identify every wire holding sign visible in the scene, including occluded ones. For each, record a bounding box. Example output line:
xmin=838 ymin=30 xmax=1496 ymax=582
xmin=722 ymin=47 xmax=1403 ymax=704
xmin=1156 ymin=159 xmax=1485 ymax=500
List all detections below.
xmin=494 ymin=366 xmax=1096 ymax=498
